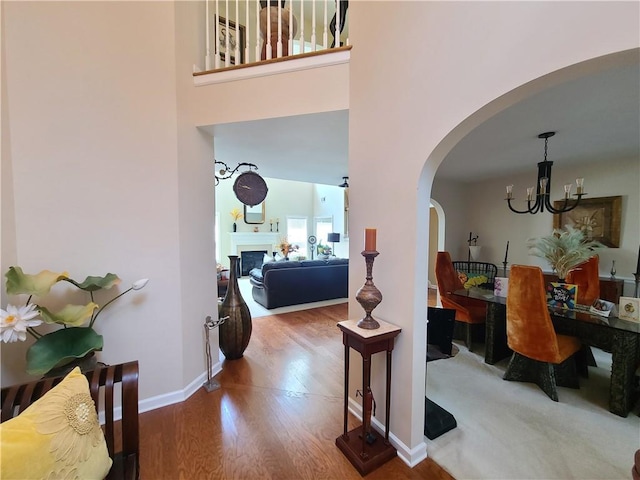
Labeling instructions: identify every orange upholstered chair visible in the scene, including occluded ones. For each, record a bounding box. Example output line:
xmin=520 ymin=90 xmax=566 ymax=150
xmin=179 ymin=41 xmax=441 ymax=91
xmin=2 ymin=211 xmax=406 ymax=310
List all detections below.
xmin=435 ymin=251 xmax=487 ymax=350
xmin=566 ymin=255 xmax=600 ymax=306
xmin=503 ymin=265 xmax=583 ymax=401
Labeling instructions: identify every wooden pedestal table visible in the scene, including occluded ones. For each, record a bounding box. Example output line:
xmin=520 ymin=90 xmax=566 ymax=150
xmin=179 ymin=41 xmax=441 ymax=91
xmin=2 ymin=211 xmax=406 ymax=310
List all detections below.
xmin=336 ymin=319 xmax=401 ymax=476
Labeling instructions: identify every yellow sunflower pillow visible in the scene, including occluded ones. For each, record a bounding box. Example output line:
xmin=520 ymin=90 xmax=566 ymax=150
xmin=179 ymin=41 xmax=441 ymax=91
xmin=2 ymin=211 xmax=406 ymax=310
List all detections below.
xmin=0 ymin=367 xmax=112 ymax=479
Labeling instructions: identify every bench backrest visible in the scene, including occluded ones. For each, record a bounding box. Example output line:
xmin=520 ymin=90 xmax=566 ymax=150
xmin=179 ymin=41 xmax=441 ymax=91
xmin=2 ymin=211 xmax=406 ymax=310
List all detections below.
xmin=1 ymin=361 xmax=139 ymax=480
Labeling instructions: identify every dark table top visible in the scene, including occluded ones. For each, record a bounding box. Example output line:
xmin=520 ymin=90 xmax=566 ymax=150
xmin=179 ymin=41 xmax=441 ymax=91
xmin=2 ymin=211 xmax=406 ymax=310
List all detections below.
xmin=453 ymin=288 xmax=640 ymax=334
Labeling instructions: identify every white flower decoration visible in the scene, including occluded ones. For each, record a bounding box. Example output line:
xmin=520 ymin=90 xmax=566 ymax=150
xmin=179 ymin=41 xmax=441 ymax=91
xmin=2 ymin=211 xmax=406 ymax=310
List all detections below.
xmin=131 ymin=278 xmax=149 ymax=290
xmin=0 ymin=303 xmax=42 ymax=343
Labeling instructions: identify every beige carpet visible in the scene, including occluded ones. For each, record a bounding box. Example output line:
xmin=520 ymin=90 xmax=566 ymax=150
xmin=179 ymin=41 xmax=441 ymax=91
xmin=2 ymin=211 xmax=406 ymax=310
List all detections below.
xmin=426 ymin=342 xmax=640 ymax=479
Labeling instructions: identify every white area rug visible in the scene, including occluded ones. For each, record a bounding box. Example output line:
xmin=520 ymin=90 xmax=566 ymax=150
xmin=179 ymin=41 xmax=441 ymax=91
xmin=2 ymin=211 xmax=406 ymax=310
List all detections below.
xmin=426 ymin=343 xmax=639 ymax=479
xmin=237 ymin=277 xmax=348 ymax=318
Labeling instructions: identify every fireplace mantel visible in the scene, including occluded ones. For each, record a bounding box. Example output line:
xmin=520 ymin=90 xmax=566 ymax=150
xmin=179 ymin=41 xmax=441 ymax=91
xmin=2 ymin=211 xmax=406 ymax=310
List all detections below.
xmin=229 ymin=232 xmax=280 ymax=254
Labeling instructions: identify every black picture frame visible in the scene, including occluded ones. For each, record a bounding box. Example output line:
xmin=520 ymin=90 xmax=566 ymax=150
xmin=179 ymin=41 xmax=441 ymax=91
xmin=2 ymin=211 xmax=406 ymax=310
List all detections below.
xmin=217 ymin=16 xmax=245 ymax=65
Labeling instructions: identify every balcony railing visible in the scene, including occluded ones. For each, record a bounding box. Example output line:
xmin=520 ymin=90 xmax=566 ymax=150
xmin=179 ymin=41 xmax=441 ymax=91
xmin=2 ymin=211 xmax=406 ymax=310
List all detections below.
xmin=201 ymin=0 xmax=349 ymax=72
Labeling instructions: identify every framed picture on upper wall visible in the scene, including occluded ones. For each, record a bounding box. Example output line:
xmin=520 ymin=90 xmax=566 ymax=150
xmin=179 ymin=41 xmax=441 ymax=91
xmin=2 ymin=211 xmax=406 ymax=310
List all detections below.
xmin=553 ymin=195 xmax=622 ymax=247
xmin=216 ymin=16 xmax=245 ymax=65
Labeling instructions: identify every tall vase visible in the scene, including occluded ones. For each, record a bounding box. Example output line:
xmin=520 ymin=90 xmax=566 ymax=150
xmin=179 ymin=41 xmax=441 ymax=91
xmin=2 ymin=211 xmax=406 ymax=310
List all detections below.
xmin=218 ymin=255 xmax=252 ymax=360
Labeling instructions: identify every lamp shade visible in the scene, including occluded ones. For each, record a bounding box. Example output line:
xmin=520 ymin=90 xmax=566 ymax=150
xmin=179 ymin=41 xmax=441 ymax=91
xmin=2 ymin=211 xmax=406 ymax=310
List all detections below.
xmin=327 ymin=233 xmax=340 ymax=243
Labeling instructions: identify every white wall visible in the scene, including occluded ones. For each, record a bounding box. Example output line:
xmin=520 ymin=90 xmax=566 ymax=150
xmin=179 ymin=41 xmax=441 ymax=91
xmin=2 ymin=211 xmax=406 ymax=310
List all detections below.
xmin=2 ymin=1 xmax=217 ymax=404
xmin=348 ymin=0 xmax=638 ymax=463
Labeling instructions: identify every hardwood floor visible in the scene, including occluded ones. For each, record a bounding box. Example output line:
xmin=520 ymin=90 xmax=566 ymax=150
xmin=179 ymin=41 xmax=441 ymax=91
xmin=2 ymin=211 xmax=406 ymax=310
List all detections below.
xmin=138 ymin=302 xmax=452 ymax=479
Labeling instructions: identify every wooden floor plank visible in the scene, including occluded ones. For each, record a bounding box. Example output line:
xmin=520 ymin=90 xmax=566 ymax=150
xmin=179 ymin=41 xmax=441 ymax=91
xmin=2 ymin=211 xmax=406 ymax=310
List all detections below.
xmin=139 ymin=301 xmax=453 ymax=479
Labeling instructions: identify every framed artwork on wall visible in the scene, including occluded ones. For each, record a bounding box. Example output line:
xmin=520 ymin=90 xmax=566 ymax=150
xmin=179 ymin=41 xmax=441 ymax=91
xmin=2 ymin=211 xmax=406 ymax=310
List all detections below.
xmin=553 ymin=195 xmax=622 ymax=247
xmin=217 ymin=16 xmax=245 ymax=65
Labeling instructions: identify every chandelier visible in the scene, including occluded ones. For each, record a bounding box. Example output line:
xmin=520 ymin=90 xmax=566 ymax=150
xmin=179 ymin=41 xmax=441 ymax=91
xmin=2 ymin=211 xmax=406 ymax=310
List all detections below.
xmin=505 ymin=132 xmax=586 ymax=214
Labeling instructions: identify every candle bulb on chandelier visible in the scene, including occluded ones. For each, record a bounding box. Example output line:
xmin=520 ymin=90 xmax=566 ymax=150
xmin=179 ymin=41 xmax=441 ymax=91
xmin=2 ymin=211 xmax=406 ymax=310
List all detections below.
xmin=526 ymin=187 xmax=534 ymax=201
xmin=576 ymin=178 xmax=585 ymax=195
xmin=364 ymin=228 xmax=377 ymax=251
xmin=563 ymin=184 xmax=572 ymax=199
xmin=506 ymin=185 xmax=513 ymax=200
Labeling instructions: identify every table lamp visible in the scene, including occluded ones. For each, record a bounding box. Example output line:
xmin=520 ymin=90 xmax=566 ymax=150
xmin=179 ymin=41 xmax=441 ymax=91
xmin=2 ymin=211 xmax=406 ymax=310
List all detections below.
xmin=328 ymin=232 xmax=340 ymax=257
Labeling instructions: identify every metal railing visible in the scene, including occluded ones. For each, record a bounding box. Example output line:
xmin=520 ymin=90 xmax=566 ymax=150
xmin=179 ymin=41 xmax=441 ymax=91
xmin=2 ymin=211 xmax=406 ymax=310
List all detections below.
xmin=204 ymin=0 xmax=349 ymax=71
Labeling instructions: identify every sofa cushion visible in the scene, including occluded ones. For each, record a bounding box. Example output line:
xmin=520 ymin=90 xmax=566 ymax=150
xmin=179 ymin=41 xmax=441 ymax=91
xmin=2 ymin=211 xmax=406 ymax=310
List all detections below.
xmin=327 ymin=258 xmax=349 ymax=266
xmin=262 ymin=261 xmax=301 ymax=272
xmin=300 ymin=260 xmax=329 ymax=267
xmin=249 ymin=268 xmax=263 ymax=282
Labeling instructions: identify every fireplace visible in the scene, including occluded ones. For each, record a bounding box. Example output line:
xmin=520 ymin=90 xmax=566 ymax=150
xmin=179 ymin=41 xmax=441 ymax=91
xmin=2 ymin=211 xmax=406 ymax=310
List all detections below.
xmin=240 ymin=250 xmax=267 ymax=276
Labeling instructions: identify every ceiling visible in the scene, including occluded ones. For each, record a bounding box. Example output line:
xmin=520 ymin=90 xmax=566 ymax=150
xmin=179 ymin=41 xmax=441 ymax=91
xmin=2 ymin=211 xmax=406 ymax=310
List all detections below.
xmin=211 ymin=62 xmax=639 ymax=187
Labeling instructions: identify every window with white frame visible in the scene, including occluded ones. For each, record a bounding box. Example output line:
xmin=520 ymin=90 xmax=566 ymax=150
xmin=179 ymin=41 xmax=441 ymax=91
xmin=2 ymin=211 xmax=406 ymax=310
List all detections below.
xmin=286 ymin=216 xmax=308 ymax=258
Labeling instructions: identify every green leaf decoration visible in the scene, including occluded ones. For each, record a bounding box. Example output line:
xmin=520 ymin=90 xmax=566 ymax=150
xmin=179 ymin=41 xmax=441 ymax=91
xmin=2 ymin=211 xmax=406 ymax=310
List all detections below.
xmin=528 ymin=226 xmax=604 ymax=280
xmin=5 ymin=267 xmax=68 ymax=296
xmin=62 ymin=273 xmax=121 ymax=292
xmin=39 ymin=303 xmax=99 ymax=327
xmin=26 ymin=327 xmax=103 ymax=376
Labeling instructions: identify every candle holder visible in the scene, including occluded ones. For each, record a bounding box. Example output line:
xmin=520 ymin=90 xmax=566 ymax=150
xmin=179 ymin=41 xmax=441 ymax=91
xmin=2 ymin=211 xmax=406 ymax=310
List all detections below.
xmin=203 ymin=314 xmax=227 ymax=392
xmin=634 ymin=272 xmax=640 ymax=298
xmin=502 ymin=262 xmax=508 ymax=278
xmin=356 ymin=250 xmax=382 ymax=329
xmin=610 ymin=260 xmax=616 ymax=279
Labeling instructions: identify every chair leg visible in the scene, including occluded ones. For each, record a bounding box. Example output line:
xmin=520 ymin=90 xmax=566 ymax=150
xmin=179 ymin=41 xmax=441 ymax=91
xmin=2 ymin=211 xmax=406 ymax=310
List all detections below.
xmin=584 ymin=345 xmax=597 ymax=367
xmin=466 ymin=323 xmax=473 ymax=352
xmin=574 ymin=345 xmax=591 ymax=378
xmin=503 ymin=352 xmax=559 ymax=402
xmin=554 ymin=356 xmax=580 ymax=389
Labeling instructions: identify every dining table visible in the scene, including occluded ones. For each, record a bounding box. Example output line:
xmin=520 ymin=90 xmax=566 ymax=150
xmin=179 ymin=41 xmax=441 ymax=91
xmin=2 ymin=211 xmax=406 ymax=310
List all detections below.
xmin=453 ymin=287 xmax=640 ymax=417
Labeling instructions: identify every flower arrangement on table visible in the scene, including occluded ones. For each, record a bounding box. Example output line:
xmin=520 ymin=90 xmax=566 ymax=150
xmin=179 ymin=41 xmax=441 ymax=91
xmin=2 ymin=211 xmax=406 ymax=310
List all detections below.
xmin=230 ymin=208 xmax=243 ymax=221
xmin=316 ymin=241 xmax=332 ymax=257
xmin=1 ymin=267 xmax=148 ymax=376
xmin=277 ymin=237 xmax=299 ymax=259
xmin=527 ymin=226 xmax=603 ymax=280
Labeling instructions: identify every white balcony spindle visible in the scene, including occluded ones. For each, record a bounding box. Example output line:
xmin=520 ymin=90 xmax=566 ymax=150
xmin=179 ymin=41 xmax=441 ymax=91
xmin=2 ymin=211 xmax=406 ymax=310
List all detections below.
xmin=224 ymin=1 xmax=230 ymax=67
xmin=234 ymin=0 xmax=240 ymax=64
xmin=298 ymin=0 xmax=305 ymax=54
xmin=266 ymin=3 xmax=272 ymax=59
xmin=255 ymin=0 xmax=260 ymax=62
xmin=277 ymin=3 xmax=282 ymax=58
xmin=334 ymin=0 xmax=340 ymax=48
xmin=214 ymin=0 xmax=221 ymax=69
xmin=205 ymin=0 xmax=211 ymax=70
xmin=311 ymin=0 xmax=316 ymax=51
xmin=288 ymin=2 xmax=293 ymax=56
xmin=322 ymin=0 xmax=328 ymax=49
xmin=245 ymin=0 xmax=250 ymax=64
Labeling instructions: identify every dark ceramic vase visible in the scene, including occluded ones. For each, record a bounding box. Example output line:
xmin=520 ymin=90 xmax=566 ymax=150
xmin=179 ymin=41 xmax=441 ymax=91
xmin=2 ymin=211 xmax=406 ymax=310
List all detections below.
xmin=218 ymin=255 xmax=252 ymax=360
xmin=233 ymin=222 xmax=237 ymax=232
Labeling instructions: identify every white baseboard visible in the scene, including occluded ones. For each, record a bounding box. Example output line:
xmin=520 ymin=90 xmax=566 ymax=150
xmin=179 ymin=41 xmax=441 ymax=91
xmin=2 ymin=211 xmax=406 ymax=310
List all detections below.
xmin=99 ymin=360 xmax=223 ymax=423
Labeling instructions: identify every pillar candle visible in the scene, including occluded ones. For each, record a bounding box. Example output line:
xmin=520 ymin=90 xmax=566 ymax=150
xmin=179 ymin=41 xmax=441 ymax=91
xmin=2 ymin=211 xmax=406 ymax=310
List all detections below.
xmin=364 ymin=228 xmax=377 ymax=251
xmin=504 ymin=241 xmax=509 ymax=263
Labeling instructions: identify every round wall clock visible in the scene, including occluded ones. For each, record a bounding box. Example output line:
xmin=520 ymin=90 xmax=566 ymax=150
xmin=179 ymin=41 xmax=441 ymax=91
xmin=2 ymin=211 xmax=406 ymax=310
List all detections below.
xmin=233 ymin=171 xmax=268 ymax=206
xmin=308 ymin=235 xmax=317 ymax=245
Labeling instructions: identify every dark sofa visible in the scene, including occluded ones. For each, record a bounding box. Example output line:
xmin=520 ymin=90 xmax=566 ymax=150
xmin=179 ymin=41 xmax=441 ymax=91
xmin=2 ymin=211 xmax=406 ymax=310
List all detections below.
xmin=249 ymin=258 xmax=349 ymax=309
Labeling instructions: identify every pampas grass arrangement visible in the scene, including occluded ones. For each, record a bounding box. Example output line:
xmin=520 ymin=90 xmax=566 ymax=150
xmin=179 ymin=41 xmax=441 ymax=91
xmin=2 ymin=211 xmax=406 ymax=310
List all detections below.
xmin=528 ymin=226 xmax=604 ymax=280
